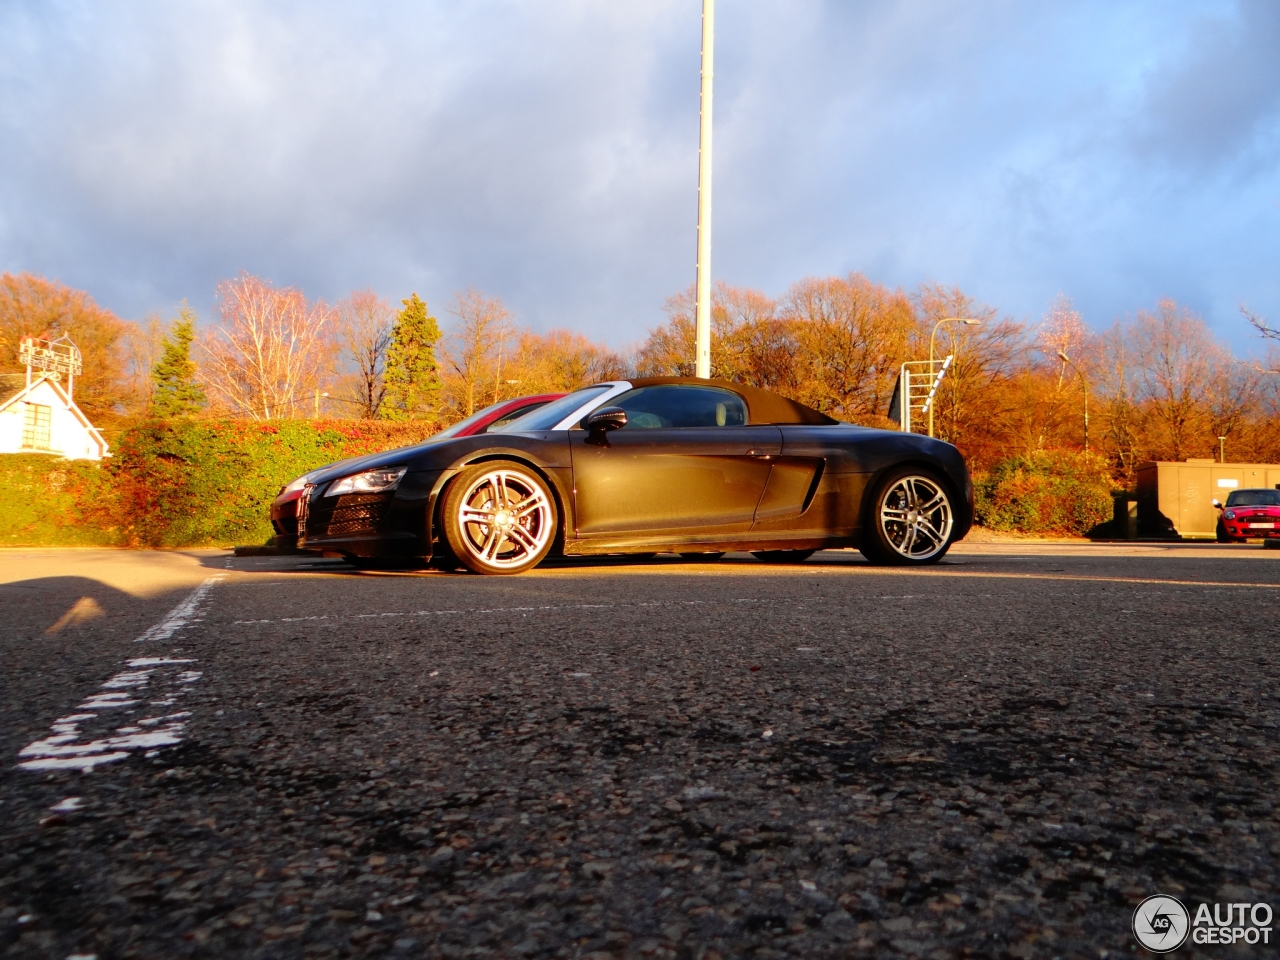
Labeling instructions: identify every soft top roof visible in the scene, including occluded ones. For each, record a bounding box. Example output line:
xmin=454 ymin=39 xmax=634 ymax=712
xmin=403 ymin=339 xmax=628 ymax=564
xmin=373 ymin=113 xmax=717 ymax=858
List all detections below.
xmin=625 ymin=377 xmax=838 ymax=426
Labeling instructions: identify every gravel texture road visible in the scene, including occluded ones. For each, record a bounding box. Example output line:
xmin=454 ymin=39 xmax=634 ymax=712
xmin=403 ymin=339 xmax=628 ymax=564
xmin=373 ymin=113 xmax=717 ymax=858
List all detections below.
xmin=1 ymin=543 xmax=1278 ymax=959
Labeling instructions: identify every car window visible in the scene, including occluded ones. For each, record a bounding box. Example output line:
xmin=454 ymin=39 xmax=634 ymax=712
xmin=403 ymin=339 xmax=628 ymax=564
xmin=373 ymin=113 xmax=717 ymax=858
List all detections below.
xmin=1226 ymin=489 xmax=1280 ymax=507
xmin=610 ymin=385 xmax=748 ymax=429
xmin=490 ymin=386 xmax=613 ymax=432
xmin=481 ymin=401 xmax=550 ymax=433
xmin=431 ymin=400 xmax=512 ymax=440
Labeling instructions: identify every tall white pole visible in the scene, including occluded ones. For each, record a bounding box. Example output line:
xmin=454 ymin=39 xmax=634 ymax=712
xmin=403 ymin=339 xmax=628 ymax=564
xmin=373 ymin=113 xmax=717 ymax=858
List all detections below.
xmin=694 ymin=0 xmax=715 ymax=379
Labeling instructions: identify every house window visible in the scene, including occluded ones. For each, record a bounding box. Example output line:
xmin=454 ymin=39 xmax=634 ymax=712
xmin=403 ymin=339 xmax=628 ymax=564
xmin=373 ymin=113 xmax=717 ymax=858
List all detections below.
xmin=22 ymin=403 xmax=52 ymax=450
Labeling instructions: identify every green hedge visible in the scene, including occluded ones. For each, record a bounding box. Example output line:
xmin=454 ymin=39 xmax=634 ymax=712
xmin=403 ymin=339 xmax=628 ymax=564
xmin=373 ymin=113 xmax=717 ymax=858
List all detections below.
xmin=1 ymin=419 xmax=440 ymax=548
xmin=0 ymin=454 xmax=125 ymax=546
xmin=973 ymin=449 xmax=1113 ymax=536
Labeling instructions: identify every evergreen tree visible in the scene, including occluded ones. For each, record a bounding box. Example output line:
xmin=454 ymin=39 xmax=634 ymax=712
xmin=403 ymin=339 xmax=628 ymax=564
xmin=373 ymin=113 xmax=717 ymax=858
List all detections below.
xmin=381 ymin=293 xmax=441 ymax=420
xmin=149 ymin=305 xmax=206 ymax=417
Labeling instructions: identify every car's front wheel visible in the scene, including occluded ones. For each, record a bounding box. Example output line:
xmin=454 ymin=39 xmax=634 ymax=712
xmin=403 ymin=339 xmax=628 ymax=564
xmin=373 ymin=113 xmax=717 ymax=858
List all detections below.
xmin=441 ymin=462 xmax=558 ymax=575
xmin=1215 ymin=521 xmax=1242 ymax=544
xmin=860 ymin=468 xmax=956 ymax=566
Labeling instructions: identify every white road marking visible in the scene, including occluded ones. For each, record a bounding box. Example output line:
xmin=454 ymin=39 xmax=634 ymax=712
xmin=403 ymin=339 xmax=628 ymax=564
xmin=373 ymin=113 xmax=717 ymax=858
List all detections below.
xmin=17 ymin=576 xmax=222 ymax=772
xmin=134 ymin=575 xmax=224 ymax=642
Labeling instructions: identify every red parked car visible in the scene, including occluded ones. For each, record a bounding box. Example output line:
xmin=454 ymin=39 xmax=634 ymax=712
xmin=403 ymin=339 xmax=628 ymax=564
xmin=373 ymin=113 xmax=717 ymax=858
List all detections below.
xmin=269 ymin=394 xmax=564 ymax=548
xmin=1214 ymin=488 xmax=1280 ymax=543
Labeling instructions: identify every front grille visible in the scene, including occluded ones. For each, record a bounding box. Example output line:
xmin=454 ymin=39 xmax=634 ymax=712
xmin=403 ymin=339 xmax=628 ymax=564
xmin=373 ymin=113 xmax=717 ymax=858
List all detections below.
xmin=325 ymin=494 xmax=391 ymax=537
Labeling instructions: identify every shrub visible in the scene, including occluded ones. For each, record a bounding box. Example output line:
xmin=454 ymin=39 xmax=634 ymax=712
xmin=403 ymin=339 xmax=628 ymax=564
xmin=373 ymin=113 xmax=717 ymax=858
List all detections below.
xmin=109 ymin=418 xmax=441 ymax=546
xmin=973 ymin=449 xmax=1113 ymax=536
xmin=0 ymin=454 xmax=124 ymax=546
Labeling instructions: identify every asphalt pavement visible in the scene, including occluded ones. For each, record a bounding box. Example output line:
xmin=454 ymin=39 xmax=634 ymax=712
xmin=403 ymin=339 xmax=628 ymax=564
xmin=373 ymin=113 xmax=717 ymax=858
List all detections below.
xmin=1 ymin=542 xmax=1278 ymax=959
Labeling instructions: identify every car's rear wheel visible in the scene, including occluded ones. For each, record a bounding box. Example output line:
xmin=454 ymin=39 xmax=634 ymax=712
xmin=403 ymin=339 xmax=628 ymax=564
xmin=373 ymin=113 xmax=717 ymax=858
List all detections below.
xmin=441 ymin=462 xmax=558 ymax=575
xmin=860 ymin=468 xmax=955 ymax=566
xmin=752 ymin=549 xmax=815 ymax=564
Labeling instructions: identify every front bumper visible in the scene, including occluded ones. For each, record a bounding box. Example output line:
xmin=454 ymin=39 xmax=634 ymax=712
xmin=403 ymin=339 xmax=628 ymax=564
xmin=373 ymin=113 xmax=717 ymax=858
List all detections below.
xmin=297 ymin=470 xmax=440 ymax=558
xmin=1224 ymin=523 xmax=1280 ymax=539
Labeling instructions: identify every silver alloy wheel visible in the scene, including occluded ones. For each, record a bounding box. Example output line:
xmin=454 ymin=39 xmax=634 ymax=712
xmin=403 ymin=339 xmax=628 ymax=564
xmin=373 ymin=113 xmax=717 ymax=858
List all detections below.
xmin=878 ymin=475 xmax=953 ymax=561
xmin=454 ymin=468 xmax=553 ymax=570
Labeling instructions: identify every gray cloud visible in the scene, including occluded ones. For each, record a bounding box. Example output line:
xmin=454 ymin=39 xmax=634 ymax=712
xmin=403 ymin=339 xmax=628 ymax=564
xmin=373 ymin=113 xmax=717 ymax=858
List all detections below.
xmin=1 ymin=0 xmax=1277 ymax=354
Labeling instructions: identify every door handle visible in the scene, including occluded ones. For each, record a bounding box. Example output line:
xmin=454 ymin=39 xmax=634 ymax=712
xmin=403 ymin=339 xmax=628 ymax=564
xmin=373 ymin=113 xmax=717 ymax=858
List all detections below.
xmin=746 ymin=449 xmax=774 ymax=459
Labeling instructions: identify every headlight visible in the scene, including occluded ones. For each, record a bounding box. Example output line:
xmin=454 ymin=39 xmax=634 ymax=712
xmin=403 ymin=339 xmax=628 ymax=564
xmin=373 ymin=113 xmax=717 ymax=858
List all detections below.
xmin=326 ymin=466 xmax=407 ymax=497
xmin=280 ymin=473 xmax=314 ymax=496
xmin=1223 ymin=509 xmax=1236 ymax=520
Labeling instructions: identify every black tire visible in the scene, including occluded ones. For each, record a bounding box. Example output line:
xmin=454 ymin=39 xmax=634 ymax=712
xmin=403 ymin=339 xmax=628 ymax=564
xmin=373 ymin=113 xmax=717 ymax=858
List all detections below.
xmin=1215 ymin=521 xmax=1237 ymax=544
xmin=859 ymin=467 xmax=956 ymax=566
xmin=679 ymin=552 xmax=725 ymax=561
xmin=441 ymin=461 xmax=558 ymax=575
xmin=752 ymin=549 xmax=816 ymax=564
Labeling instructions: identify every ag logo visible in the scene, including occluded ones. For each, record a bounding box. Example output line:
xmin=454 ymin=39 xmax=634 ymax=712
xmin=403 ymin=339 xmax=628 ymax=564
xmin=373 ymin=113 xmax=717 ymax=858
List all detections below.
xmin=1133 ymin=895 xmax=1190 ymax=952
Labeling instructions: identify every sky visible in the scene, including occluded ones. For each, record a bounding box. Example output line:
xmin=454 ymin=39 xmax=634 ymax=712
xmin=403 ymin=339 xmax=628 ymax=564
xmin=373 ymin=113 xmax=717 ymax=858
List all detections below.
xmin=2 ymin=0 xmax=1279 ymax=355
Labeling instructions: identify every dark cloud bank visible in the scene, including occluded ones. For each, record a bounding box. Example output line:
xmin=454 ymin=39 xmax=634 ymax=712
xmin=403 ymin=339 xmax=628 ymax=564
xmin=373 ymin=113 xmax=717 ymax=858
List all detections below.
xmin=1 ymin=0 xmax=1278 ymax=351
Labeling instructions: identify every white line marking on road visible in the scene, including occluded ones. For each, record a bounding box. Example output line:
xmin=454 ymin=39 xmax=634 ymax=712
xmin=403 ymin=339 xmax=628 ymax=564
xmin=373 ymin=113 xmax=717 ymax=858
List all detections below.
xmin=134 ymin=575 xmax=224 ymax=642
xmin=17 ymin=576 xmax=222 ymax=772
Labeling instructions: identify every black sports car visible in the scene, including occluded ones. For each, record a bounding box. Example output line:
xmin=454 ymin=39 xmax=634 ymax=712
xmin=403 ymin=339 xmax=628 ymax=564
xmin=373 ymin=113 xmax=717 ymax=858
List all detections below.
xmin=296 ymin=377 xmax=973 ymax=573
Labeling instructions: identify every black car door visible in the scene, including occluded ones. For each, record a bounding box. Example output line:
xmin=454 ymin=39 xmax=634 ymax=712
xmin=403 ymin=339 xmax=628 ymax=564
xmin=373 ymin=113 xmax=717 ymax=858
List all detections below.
xmin=570 ymin=384 xmax=783 ymax=537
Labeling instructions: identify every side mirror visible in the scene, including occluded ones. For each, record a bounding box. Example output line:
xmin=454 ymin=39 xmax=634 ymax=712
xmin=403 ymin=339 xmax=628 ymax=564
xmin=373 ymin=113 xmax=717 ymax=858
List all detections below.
xmin=584 ymin=407 xmax=627 ymax=432
xmin=1211 ymin=499 xmax=1223 ymax=510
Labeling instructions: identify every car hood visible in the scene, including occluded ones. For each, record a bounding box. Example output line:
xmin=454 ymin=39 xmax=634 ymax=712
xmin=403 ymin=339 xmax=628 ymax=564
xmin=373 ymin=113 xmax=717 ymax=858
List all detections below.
xmin=303 ymin=433 xmax=484 ymax=486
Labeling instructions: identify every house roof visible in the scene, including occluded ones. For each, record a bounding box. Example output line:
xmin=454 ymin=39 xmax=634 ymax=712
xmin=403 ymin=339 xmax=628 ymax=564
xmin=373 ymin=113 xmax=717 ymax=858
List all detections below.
xmin=0 ymin=373 xmax=28 ymax=408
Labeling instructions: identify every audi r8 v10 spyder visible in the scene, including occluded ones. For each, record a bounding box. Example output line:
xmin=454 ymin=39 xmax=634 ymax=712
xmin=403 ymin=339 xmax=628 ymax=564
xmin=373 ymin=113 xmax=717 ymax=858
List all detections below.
xmin=295 ymin=377 xmax=973 ymax=573
xmin=269 ymin=393 xmax=564 ymax=547
xmin=1214 ymin=488 xmax=1280 ymax=543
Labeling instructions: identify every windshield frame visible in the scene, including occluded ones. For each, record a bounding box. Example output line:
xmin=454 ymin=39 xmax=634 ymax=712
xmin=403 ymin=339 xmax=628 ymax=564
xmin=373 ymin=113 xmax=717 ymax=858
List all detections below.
xmin=489 ymin=383 xmax=632 ymax=433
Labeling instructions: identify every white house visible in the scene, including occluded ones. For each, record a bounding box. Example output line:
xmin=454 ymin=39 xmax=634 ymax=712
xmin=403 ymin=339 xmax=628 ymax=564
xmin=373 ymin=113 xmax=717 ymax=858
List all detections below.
xmin=0 ymin=373 xmax=109 ymax=461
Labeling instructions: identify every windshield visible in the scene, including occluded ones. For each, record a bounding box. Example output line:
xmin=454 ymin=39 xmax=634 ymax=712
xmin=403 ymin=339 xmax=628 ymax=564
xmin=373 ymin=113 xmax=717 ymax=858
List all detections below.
xmin=1226 ymin=489 xmax=1280 ymax=507
xmin=490 ymin=386 xmax=612 ymax=433
xmin=430 ymin=400 xmax=513 ymax=441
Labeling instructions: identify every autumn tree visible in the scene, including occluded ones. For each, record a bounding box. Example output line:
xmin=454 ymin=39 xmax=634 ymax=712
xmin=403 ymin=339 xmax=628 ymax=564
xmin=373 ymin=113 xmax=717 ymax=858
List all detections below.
xmin=336 ymin=290 xmax=395 ymax=419
xmin=505 ymin=329 xmax=628 ymax=394
xmin=637 ymin=282 xmax=793 ymax=390
xmin=200 ymin=272 xmax=333 ymax=419
xmin=149 ymin=305 xmax=206 ymax=417
xmin=782 ymin=274 xmax=917 ymax=424
xmin=1024 ymin=295 xmax=1097 ymax=453
xmin=909 ymin=284 xmax=1026 ymax=467
xmin=441 ymin=289 xmax=514 ymax=418
xmin=1122 ymin=300 xmax=1245 ymax=461
xmin=121 ymin=315 xmax=166 ymax=414
xmin=0 ymin=272 xmax=130 ymax=415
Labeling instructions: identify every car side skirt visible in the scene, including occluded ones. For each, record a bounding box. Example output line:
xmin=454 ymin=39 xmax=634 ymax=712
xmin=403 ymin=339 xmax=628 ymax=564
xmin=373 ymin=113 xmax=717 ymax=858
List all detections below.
xmin=561 ymin=535 xmax=858 ymax=556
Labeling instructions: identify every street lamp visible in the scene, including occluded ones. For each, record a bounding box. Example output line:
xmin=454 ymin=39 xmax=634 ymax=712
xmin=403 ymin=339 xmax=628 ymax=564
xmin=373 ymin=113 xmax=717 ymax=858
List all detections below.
xmin=694 ymin=0 xmax=715 ymax=379
xmin=928 ymin=317 xmax=978 ymax=438
xmin=1057 ymin=350 xmax=1089 ymax=451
